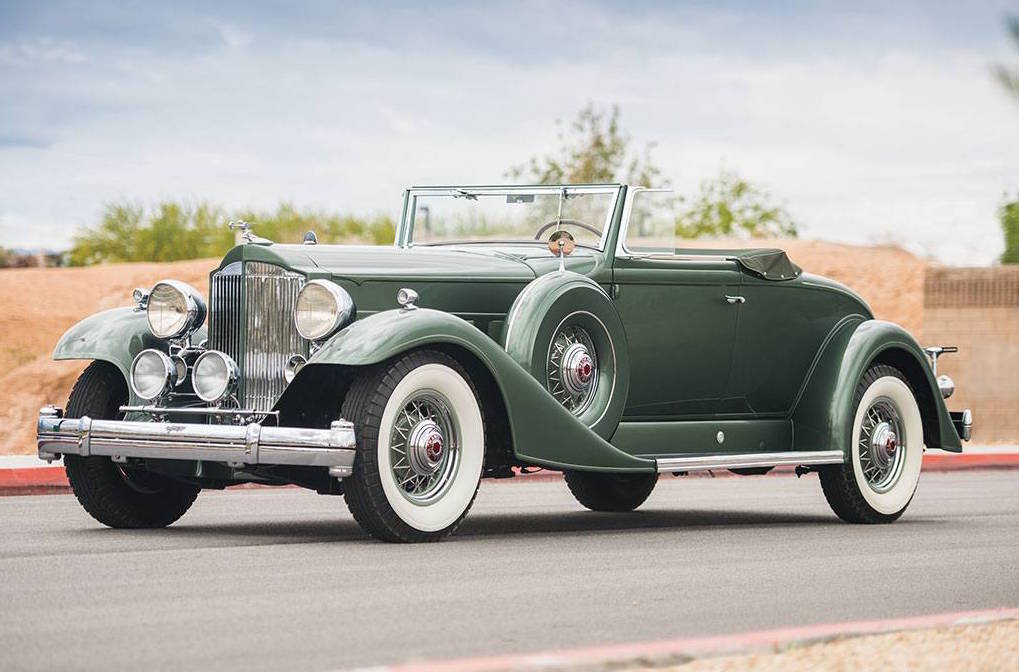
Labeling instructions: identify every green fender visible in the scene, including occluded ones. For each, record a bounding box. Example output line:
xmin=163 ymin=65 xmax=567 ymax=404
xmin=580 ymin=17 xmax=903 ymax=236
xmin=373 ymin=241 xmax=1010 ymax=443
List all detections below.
xmin=308 ymin=308 xmax=655 ymax=473
xmin=792 ymin=318 xmax=961 ymax=455
xmin=53 ymin=307 xmax=207 ymax=403
xmin=503 ymin=271 xmax=630 ymax=439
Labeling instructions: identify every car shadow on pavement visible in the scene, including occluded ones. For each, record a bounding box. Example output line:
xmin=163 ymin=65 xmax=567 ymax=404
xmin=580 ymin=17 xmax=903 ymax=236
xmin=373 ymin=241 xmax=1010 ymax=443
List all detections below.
xmin=80 ymin=507 xmax=943 ymax=547
xmin=457 ymin=508 xmax=840 ymax=539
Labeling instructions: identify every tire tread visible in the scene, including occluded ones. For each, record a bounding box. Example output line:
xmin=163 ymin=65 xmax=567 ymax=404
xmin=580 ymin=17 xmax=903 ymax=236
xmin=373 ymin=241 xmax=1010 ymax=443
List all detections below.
xmin=64 ymin=361 xmax=199 ymax=529
xmin=564 ymin=470 xmax=658 ymax=512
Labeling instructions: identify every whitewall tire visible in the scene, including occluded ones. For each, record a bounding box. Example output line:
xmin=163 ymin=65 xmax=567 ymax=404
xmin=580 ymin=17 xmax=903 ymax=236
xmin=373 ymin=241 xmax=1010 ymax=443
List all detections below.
xmin=820 ymin=364 xmax=924 ymax=523
xmin=342 ymin=350 xmax=485 ymax=542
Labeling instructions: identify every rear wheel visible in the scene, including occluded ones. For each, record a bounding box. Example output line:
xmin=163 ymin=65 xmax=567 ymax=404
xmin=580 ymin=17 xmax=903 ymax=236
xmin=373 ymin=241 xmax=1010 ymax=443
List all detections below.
xmin=819 ymin=364 xmax=924 ymax=524
xmin=63 ymin=361 xmax=200 ymax=529
xmin=564 ymin=471 xmax=659 ymax=512
xmin=342 ymin=350 xmax=485 ymax=542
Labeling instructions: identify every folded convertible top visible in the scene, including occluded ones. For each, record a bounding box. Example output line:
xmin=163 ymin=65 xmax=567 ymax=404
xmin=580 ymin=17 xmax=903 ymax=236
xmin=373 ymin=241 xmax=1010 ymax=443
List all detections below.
xmin=730 ymin=248 xmax=802 ymax=281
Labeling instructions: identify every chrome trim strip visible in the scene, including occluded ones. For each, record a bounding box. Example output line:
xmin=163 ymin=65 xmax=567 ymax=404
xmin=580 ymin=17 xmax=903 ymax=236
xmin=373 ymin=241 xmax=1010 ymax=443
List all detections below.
xmin=655 ymin=450 xmax=845 ymax=473
xmin=37 ymin=407 xmax=356 ymax=476
xmin=120 ymin=405 xmax=280 ymax=419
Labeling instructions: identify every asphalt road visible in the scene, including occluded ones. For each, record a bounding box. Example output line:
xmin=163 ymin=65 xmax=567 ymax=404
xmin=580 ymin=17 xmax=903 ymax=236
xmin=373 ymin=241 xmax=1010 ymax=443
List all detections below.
xmin=2 ymin=471 xmax=1017 ymax=671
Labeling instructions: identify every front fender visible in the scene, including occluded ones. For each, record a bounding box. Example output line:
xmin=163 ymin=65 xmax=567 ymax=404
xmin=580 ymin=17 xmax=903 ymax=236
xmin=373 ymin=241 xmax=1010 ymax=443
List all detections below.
xmin=54 ymin=307 xmax=207 ymax=402
xmin=792 ymin=319 xmax=960 ymax=455
xmin=308 ymin=309 xmax=655 ymax=472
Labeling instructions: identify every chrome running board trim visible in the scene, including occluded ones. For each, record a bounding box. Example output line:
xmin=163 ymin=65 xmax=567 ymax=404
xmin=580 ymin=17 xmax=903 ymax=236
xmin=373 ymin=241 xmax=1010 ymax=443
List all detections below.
xmin=655 ymin=450 xmax=845 ymax=473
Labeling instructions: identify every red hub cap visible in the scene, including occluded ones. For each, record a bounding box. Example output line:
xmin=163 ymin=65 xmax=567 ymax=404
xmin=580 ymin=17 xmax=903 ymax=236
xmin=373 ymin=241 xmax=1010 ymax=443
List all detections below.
xmin=425 ymin=432 xmax=444 ymax=462
xmin=576 ymin=355 xmax=593 ymax=384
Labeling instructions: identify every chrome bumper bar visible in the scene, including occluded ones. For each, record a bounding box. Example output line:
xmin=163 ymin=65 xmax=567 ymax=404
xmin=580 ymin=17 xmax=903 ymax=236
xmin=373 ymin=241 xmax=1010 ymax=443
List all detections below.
xmin=36 ymin=406 xmax=356 ymax=478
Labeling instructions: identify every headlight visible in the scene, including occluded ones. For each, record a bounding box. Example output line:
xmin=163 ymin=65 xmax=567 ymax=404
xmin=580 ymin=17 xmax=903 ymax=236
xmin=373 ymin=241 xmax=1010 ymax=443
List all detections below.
xmin=130 ymin=349 xmax=176 ymax=401
xmin=294 ymin=280 xmax=355 ymax=341
xmin=146 ymin=280 xmax=207 ymax=339
xmin=193 ymin=350 xmax=239 ymax=403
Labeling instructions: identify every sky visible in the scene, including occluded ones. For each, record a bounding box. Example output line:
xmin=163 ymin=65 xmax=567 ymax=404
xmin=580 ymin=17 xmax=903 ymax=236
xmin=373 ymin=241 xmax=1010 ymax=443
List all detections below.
xmin=1 ymin=0 xmax=1017 ymax=265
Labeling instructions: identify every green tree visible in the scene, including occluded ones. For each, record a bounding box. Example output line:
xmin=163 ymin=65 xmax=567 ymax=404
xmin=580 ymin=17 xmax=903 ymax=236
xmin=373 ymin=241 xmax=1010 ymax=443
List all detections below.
xmin=994 ymin=16 xmax=1019 ymax=101
xmin=995 ymin=18 xmax=1019 ymax=264
xmin=507 ymin=104 xmax=663 ymax=187
xmin=68 ymin=200 xmax=394 ymax=265
xmin=509 ymin=105 xmax=798 ymax=239
xmin=1001 ymin=198 xmax=1019 ymax=264
xmin=677 ymin=171 xmax=798 ymax=239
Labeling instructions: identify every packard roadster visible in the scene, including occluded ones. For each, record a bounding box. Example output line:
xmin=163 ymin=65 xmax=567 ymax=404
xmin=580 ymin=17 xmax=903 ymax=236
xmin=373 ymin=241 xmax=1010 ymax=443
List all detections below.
xmin=37 ymin=184 xmax=972 ymax=542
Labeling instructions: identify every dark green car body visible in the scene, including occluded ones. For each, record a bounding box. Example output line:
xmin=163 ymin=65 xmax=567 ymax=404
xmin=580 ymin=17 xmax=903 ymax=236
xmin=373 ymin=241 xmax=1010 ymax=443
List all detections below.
xmin=53 ymin=184 xmax=964 ymax=479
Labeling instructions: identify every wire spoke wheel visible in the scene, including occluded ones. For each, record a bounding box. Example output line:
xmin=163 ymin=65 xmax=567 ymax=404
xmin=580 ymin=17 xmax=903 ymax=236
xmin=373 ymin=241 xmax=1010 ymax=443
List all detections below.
xmin=389 ymin=392 xmax=461 ymax=505
xmin=857 ymin=396 xmax=907 ymax=493
xmin=546 ymin=323 xmax=598 ymax=415
xmin=819 ymin=364 xmax=924 ymax=524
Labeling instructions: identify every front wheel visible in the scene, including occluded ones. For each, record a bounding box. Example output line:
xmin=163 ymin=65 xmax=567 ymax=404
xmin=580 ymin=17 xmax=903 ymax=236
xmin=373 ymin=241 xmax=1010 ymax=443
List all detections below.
xmin=819 ymin=364 xmax=924 ymax=524
xmin=564 ymin=471 xmax=659 ymax=512
xmin=63 ymin=361 xmax=200 ymax=529
xmin=342 ymin=350 xmax=485 ymax=542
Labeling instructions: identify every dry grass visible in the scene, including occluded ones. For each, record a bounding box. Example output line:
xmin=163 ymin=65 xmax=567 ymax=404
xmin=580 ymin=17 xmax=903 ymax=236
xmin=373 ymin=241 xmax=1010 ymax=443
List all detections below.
xmin=0 ymin=242 xmax=928 ymax=455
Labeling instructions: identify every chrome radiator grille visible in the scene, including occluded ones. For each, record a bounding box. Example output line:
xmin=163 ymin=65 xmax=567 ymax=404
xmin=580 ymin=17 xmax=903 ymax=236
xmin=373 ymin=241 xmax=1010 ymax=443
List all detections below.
xmin=208 ymin=261 xmax=309 ymax=411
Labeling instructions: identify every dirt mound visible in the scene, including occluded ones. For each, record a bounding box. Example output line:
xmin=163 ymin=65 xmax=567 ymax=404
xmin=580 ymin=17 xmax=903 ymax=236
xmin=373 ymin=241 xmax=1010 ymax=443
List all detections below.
xmin=0 ymin=259 xmax=214 ymax=455
xmin=0 ymin=243 xmax=928 ymax=455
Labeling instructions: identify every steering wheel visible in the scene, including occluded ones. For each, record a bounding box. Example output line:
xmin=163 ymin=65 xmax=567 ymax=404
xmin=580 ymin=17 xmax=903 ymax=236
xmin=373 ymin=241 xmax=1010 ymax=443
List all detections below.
xmin=533 ymin=219 xmax=602 ymax=241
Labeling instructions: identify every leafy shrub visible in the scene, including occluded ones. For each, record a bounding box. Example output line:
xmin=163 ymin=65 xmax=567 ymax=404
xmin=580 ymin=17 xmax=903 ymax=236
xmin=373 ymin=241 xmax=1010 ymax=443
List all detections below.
xmin=69 ymin=201 xmax=394 ymax=265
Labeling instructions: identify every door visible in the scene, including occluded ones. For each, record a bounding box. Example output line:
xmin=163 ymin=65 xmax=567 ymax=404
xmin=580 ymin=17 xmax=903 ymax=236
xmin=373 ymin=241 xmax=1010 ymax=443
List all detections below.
xmin=612 ymin=255 xmax=742 ymax=418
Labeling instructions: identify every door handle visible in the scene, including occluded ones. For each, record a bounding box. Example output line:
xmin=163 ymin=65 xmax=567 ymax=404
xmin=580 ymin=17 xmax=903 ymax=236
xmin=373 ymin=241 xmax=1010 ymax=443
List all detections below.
xmin=724 ymin=295 xmax=746 ymax=305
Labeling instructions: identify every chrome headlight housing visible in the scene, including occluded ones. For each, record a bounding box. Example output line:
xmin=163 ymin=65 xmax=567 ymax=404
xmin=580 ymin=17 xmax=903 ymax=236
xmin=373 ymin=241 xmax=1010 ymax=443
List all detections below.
xmin=130 ymin=349 xmax=178 ymax=401
xmin=193 ymin=350 xmax=240 ymax=403
xmin=294 ymin=280 xmax=355 ymax=341
xmin=146 ymin=280 xmax=207 ymax=340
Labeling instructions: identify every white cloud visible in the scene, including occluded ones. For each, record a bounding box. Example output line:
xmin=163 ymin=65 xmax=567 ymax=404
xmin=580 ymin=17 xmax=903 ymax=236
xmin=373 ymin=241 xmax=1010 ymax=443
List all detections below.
xmin=0 ymin=2 xmax=1017 ymax=265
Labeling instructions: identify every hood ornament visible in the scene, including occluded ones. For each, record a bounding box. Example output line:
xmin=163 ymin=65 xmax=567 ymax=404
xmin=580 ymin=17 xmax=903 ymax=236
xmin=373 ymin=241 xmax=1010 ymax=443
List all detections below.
xmin=228 ymin=220 xmax=273 ymax=246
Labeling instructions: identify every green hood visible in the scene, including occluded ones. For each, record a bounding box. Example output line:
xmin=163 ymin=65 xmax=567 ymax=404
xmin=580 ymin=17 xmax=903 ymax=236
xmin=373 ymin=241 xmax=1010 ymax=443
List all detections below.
xmin=216 ymin=243 xmax=543 ymax=323
xmin=221 ymin=243 xmax=537 ymax=281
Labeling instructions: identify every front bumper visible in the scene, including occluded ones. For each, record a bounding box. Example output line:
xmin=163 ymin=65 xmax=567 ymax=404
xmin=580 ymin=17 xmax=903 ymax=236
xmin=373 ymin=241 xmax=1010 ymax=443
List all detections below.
xmin=36 ymin=406 xmax=356 ymax=478
xmin=951 ymin=409 xmax=974 ymax=442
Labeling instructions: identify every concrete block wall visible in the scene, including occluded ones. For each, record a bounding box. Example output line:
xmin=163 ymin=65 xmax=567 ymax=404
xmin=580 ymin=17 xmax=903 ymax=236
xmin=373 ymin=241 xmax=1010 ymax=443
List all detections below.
xmin=922 ymin=267 xmax=1019 ymax=443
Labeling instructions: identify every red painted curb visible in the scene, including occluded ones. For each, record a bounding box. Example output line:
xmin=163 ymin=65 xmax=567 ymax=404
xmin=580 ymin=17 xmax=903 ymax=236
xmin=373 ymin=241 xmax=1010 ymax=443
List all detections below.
xmin=377 ymin=606 xmax=1019 ymax=672
xmin=922 ymin=452 xmax=1019 ymax=470
xmin=0 ymin=466 xmax=68 ymax=487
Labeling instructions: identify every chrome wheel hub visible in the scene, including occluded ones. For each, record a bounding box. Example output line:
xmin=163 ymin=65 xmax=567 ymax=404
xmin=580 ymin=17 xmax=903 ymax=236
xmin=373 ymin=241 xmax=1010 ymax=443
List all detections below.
xmin=870 ymin=422 xmax=898 ymax=465
xmin=858 ymin=398 xmax=906 ymax=493
xmin=561 ymin=342 xmax=595 ymax=396
xmin=389 ymin=393 xmax=460 ymax=504
xmin=547 ymin=324 xmax=598 ymax=415
xmin=407 ymin=419 xmax=444 ymax=475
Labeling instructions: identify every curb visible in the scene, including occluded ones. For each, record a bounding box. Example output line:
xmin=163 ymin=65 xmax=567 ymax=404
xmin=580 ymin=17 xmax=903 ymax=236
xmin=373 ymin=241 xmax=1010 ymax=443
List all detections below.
xmin=1 ymin=451 xmax=1016 ymax=495
xmin=366 ymin=606 xmax=1019 ymax=672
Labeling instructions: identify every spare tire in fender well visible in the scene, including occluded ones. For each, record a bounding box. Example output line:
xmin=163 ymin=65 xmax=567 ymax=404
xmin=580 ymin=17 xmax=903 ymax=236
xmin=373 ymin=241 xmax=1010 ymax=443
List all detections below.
xmin=503 ymin=271 xmax=630 ymax=440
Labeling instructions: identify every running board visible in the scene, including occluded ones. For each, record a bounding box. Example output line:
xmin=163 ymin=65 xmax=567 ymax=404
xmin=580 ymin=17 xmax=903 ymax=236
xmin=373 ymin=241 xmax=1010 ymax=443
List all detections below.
xmin=655 ymin=450 xmax=845 ymax=473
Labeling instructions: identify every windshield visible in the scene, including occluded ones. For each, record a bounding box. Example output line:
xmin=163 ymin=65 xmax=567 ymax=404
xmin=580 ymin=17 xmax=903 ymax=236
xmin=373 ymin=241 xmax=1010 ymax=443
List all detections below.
xmin=403 ymin=186 xmax=619 ymax=249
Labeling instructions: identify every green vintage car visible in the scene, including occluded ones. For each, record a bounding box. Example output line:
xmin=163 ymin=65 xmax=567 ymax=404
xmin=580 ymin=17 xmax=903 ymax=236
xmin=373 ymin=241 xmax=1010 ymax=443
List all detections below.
xmin=38 ymin=184 xmax=972 ymax=542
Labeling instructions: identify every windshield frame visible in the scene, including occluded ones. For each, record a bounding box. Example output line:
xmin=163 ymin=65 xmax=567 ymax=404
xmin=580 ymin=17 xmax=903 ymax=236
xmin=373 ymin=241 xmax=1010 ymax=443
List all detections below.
xmin=397 ymin=184 xmax=624 ymax=251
